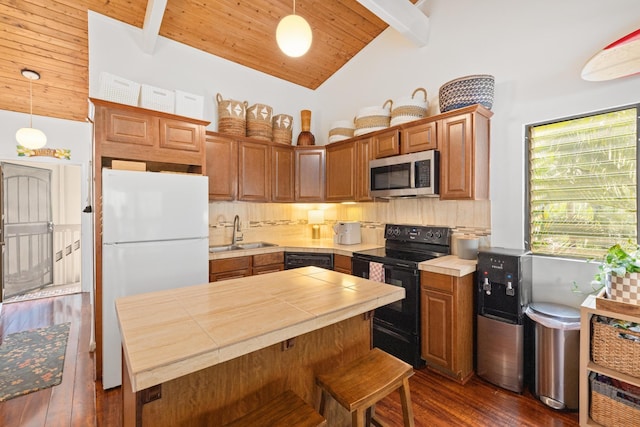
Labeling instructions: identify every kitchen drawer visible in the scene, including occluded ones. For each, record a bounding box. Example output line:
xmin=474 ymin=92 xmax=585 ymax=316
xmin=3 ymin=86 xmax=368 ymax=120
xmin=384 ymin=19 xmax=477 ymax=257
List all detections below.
xmin=211 ymin=269 xmax=252 ymax=281
xmin=421 ymin=271 xmax=454 ymax=294
xmin=253 ymin=251 xmax=284 ymax=267
xmin=210 ymin=256 xmax=252 ymax=274
xmin=253 ymin=264 xmax=284 ymax=275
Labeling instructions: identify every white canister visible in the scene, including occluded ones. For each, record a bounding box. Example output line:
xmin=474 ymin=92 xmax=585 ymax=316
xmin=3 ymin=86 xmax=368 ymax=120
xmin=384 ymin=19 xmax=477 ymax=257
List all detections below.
xmin=456 ymin=236 xmax=479 ymax=260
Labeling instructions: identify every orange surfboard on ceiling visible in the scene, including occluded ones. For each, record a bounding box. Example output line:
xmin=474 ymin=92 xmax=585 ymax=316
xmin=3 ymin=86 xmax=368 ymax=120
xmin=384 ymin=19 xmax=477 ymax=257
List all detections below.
xmin=581 ymin=28 xmax=640 ymax=81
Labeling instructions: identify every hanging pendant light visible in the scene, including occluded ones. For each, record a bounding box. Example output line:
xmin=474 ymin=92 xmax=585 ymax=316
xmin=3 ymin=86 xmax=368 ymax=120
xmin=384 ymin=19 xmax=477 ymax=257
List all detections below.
xmin=16 ymin=69 xmax=47 ymax=149
xmin=276 ymin=0 xmax=312 ymax=57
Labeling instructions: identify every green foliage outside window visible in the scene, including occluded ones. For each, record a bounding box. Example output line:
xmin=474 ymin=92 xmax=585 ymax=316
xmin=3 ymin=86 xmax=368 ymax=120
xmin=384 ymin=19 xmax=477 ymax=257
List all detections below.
xmin=528 ymin=107 xmax=638 ymax=259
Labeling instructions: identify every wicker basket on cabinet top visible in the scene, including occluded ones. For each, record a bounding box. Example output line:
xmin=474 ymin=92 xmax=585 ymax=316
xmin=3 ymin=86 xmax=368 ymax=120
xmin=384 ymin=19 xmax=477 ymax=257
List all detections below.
xmin=247 ymin=103 xmax=273 ymax=141
xmin=216 ymin=93 xmax=247 ymax=137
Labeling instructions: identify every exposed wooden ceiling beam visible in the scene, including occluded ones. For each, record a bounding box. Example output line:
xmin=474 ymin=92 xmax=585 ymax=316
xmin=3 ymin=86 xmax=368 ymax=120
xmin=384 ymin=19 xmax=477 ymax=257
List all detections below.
xmin=141 ymin=0 xmax=167 ymax=54
xmin=356 ymin=0 xmax=429 ymax=47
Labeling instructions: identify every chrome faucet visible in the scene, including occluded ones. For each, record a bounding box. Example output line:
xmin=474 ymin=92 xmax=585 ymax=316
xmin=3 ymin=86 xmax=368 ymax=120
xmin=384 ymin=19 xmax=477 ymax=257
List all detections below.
xmin=232 ymin=215 xmax=243 ymax=244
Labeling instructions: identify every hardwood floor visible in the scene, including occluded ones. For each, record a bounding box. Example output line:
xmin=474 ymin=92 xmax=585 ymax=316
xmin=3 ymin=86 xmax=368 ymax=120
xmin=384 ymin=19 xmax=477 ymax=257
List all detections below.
xmin=0 ymin=293 xmax=579 ymax=426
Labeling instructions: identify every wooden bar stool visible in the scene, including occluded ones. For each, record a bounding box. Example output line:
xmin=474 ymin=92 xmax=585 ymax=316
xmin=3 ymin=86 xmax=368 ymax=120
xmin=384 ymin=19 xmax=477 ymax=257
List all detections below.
xmin=316 ymin=348 xmax=415 ymax=427
xmin=224 ymin=390 xmax=327 ymax=427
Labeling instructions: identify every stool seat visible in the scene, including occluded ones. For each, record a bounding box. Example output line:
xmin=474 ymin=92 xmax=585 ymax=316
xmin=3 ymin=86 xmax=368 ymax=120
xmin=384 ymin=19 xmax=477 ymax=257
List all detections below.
xmin=224 ymin=390 xmax=326 ymax=427
xmin=316 ymin=348 xmax=415 ymax=427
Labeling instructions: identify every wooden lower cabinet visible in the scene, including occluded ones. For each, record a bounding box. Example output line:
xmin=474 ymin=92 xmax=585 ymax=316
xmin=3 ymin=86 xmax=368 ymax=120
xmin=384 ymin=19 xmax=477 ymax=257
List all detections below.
xmin=420 ymin=271 xmax=474 ymax=383
xmin=210 ymin=256 xmax=252 ymax=282
xmin=252 ymin=252 xmax=285 ymax=275
xmin=333 ymin=254 xmax=352 ymax=274
xmin=210 ymin=252 xmax=284 ymax=281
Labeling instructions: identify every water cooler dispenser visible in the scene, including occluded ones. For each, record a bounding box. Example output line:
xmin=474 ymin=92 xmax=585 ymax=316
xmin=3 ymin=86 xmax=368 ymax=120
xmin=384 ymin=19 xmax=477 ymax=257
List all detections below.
xmin=476 ymin=248 xmax=532 ymax=393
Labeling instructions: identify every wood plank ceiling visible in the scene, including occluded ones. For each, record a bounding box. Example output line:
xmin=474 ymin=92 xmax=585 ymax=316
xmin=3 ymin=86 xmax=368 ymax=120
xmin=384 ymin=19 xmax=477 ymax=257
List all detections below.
xmin=2 ymin=0 xmax=417 ymax=124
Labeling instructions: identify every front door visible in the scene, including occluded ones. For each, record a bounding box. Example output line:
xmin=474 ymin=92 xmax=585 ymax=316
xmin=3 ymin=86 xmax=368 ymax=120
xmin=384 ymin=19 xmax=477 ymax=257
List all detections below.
xmin=1 ymin=162 xmax=53 ymax=300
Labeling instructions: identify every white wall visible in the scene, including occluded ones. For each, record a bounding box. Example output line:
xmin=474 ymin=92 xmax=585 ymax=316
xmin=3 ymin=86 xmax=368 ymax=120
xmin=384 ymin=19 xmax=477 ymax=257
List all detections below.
xmin=0 ymin=109 xmax=93 ymax=293
xmin=88 ymin=12 xmax=318 ymax=139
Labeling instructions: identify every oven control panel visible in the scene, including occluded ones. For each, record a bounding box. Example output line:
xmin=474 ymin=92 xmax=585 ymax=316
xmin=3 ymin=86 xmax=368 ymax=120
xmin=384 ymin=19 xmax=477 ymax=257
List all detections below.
xmin=384 ymin=224 xmax=450 ymax=245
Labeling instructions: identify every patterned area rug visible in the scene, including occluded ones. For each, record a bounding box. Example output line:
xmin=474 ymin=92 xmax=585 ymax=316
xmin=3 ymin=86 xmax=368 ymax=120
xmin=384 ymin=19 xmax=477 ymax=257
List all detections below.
xmin=0 ymin=323 xmax=70 ymax=402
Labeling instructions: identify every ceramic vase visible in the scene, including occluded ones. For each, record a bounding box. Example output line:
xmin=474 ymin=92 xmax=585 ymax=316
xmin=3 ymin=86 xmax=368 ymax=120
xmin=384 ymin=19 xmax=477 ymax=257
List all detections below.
xmin=297 ymin=109 xmax=315 ymax=146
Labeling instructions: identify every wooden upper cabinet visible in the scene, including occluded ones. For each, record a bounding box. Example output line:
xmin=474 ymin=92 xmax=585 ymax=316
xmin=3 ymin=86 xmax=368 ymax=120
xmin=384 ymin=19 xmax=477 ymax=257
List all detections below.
xmin=205 ymin=132 xmax=237 ymax=201
xmin=160 ymin=119 xmax=203 ymax=152
xmin=238 ymin=140 xmax=271 ymax=202
xmin=325 ymin=140 xmax=356 ymax=202
xmin=295 ymin=147 xmax=325 ymax=202
xmin=355 ymin=137 xmax=373 ymax=202
xmin=103 ymin=108 xmax=157 ymax=146
xmin=438 ymin=105 xmax=491 ymax=200
xmin=401 ymin=120 xmax=437 ymax=154
xmin=372 ymin=129 xmax=401 ymax=158
xmin=271 ymin=145 xmax=295 ymax=202
xmin=91 ymin=98 xmax=208 ymax=171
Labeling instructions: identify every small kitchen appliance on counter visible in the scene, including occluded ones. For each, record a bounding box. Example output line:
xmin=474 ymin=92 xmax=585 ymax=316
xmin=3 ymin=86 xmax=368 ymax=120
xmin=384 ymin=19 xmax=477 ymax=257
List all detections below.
xmin=352 ymin=224 xmax=451 ymax=368
xmin=333 ymin=221 xmax=361 ymax=245
xmin=476 ymin=248 xmax=532 ymax=393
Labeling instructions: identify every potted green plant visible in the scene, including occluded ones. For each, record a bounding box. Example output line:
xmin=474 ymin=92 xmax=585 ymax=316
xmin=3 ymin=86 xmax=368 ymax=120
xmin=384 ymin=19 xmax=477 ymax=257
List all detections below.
xmin=592 ymin=243 xmax=640 ymax=302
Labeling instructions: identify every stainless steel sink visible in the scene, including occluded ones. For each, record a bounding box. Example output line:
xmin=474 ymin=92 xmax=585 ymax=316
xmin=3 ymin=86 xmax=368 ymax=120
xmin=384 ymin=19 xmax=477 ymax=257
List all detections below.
xmin=209 ymin=242 xmax=278 ymax=253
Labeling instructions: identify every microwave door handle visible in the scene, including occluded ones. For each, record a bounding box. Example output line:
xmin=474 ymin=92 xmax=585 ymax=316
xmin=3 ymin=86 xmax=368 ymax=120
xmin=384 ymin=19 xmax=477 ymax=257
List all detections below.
xmin=409 ymin=159 xmax=416 ymax=189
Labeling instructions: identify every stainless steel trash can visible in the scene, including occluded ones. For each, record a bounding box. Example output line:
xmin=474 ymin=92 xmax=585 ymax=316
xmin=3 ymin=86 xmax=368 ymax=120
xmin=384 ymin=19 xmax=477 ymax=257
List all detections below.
xmin=526 ymin=302 xmax=580 ymax=410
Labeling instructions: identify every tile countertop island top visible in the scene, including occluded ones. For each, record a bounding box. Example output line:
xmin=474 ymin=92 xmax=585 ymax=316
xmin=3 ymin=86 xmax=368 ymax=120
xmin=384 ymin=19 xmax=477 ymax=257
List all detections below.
xmin=116 ymin=266 xmax=405 ymax=393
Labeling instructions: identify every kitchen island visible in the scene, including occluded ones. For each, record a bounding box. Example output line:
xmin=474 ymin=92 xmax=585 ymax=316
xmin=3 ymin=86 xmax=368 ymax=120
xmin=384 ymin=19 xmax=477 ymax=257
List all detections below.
xmin=116 ymin=266 xmax=405 ymax=427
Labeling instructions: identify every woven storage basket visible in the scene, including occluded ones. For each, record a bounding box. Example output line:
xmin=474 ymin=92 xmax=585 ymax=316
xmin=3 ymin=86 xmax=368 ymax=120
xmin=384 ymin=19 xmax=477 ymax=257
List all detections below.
xmin=391 ymin=88 xmax=428 ymax=126
xmin=439 ymin=74 xmax=494 ymax=113
xmin=591 ymin=316 xmax=640 ymax=377
xmin=247 ymin=103 xmax=273 ymax=141
xmin=328 ymin=119 xmax=355 ymax=143
xmin=272 ymin=114 xmax=293 ymax=145
xmin=590 ymin=373 xmax=640 ymax=427
xmin=354 ymin=99 xmax=392 ymax=136
xmin=217 ymin=93 xmax=247 ymax=137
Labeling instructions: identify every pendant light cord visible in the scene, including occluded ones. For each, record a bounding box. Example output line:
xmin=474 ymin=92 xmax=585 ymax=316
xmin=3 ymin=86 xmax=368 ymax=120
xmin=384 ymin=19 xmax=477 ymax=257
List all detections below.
xmin=28 ymin=77 xmax=33 ymax=128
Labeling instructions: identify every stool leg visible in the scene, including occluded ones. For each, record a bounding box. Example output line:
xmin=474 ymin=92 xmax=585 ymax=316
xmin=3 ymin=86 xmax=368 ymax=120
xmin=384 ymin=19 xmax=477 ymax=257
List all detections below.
xmin=318 ymin=389 xmax=328 ymax=418
xmin=399 ymin=377 xmax=415 ymax=427
xmin=353 ymin=408 xmax=366 ymax=427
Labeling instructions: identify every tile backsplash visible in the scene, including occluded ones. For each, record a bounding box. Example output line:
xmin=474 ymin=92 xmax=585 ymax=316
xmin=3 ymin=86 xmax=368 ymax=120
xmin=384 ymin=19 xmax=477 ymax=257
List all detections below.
xmin=209 ymin=198 xmax=491 ymax=246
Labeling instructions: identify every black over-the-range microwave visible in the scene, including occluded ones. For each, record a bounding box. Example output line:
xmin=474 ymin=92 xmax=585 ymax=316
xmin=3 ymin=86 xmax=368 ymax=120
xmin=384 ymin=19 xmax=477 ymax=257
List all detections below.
xmin=369 ymin=150 xmax=439 ymax=198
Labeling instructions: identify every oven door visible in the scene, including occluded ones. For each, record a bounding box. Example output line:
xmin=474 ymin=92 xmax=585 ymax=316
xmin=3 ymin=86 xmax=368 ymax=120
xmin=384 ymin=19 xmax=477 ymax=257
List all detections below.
xmin=375 ymin=264 xmax=420 ymax=335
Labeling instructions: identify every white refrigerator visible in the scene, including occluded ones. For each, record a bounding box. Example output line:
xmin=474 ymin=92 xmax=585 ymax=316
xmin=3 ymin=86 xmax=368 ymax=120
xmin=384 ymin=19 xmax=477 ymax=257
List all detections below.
xmin=101 ymin=169 xmax=209 ymax=389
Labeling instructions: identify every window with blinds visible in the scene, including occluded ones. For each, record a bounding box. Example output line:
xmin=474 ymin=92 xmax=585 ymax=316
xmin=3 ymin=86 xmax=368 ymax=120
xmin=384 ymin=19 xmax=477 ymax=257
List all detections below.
xmin=526 ymin=106 xmax=638 ymax=259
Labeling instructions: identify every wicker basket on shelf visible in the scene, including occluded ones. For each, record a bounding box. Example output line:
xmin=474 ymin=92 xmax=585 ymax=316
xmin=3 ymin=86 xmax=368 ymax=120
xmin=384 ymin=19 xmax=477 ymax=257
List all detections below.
xmin=590 ymin=373 xmax=640 ymax=427
xmin=216 ymin=93 xmax=247 ymax=137
xmin=591 ymin=316 xmax=640 ymax=378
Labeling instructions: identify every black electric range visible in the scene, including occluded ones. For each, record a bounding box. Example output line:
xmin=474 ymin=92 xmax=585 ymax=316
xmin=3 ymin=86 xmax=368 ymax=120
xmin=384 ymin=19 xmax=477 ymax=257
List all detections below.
xmin=352 ymin=224 xmax=451 ymax=367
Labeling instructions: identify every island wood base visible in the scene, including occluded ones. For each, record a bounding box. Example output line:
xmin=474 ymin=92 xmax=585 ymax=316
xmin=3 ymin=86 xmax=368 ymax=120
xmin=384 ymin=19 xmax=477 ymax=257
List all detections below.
xmin=122 ymin=314 xmax=372 ymax=427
